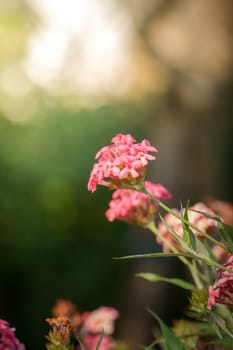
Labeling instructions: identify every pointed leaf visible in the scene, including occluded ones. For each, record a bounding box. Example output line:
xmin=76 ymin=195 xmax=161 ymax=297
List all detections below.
xmin=114 ymin=252 xmax=233 ymax=274
xmin=210 ymin=312 xmax=233 ymax=338
xmin=75 ymin=335 xmax=86 ymax=350
xmin=182 ymin=203 xmax=196 ymax=250
xmin=96 ymin=330 xmax=105 ymax=350
xmin=148 ymin=309 xmax=185 ymax=350
xmin=192 ymin=236 xmax=211 ymax=260
xmin=136 ymin=272 xmax=196 ymax=291
xmin=136 ymin=272 xmax=163 ymax=282
xmin=189 ymin=208 xmax=221 ymax=222
xmin=182 ymin=203 xmax=212 ymax=260
xmin=114 ymin=252 xmax=199 ymax=260
xmin=159 ymin=214 xmax=193 ymax=253
xmin=209 ymin=337 xmax=233 ymax=346
xmin=168 ymin=278 xmax=196 ymax=291
xmin=217 ymin=222 xmax=233 ymax=253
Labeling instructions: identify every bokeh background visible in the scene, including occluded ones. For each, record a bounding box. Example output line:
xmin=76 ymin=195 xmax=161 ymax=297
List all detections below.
xmin=0 ymin=0 xmax=233 ymax=349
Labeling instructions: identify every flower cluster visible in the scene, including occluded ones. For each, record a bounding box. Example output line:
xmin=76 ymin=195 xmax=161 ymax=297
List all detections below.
xmin=88 ymin=134 xmax=157 ymax=192
xmin=46 ymin=299 xmax=120 ymax=350
xmin=81 ymin=307 xmax=119 ymax=350
xmin=46 ymin=315 xmax=72 ymax=347
xmin=0 ymin=319 xmax=25 ymax=350
xmin=208 ymin=254 xmax=233 ymax=309
xmin=82 ymin=307 xmax=119 ymax=335
xmin=88 ymin=133 xmax=233 ymax=349
xmin=105 ymin=181 xmax=171 ymax=226
xmin=51 ymin=299 xmax=82 ymax=333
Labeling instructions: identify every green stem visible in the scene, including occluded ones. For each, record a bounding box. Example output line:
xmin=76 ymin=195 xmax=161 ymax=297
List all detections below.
xmin=146 ymin=221 xmax=180 ymax=253
xmin=115 ymin=253 xmax=233 ymax=274
xmin=146 ymin=221 xmax=203 ymax=289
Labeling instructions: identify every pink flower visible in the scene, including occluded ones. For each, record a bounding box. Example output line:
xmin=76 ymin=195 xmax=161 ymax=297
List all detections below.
xmin=185 ymin=202 xmax=217 ymax=238
xmin=81 ymin=307 xmax=119 ymax=336
xmin=211 ymin=245 xmax=228 ymax=262
xmin=208 ymin=254 xmax=233 ymax=309
xmin=105 ymin=181 xmax=171 ymax=226
xmin=157 ymin=210 xmax=182 ymax=252
xmin=157 ymin=202 xmax=217 ymax=252
xmin=0 ymin=320 xmax=25 ymax=350
xmin=83 ymin=335 xmax=113 ymax=350
xmin=207 ymin=286 xmax=217 ymax=310
xmin=87 ymin=134 xmax=158 ymax=192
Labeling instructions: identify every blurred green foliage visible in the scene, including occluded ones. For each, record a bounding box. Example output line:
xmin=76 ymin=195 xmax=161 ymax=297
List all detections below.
xmin=0 ymin=103 xmax=154 ymax=349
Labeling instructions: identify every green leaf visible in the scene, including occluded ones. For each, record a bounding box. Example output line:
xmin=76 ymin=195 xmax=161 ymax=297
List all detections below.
xmin=96 ymin=330 xmax=105 ymax=350
xmin=182 ymin=203 xmax=213 ymax=261
xmin=114 ymin=251 xmax=233 ymax=275
xmin=111 ymin=341 xmax=130 ymax=350
xmin=192 ymin=236 xmax=211 ymax=260
xmin=148 ymin=309 xmax=185 ymax=350
xmin=172 ymin=319 xmax=211 ymax=349
xmin=75 ymin=336 xmax=86 ymax=350
xmin=182 ymin=203 xmax=196 ymax=250
xmin=210 ymin=312 xmax=233 ymax=338
xmin=114 ymin=252 xmax=203 ymax=260
xmin=217 ymin=222 xmax=233 ymax=253
xmin=209 ymin=337 xmax=233 ymax=346
xmin=159 ymin=214 xmax=193 ymax=253
xmin=136 ymin=272 xmax=196 ymax=291
xmin=189 ymin=208 xmax=221 ymax=223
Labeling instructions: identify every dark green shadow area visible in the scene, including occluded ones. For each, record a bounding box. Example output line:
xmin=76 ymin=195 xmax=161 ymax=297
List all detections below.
xmin=0 ymin=102 xmax=155 ymax=349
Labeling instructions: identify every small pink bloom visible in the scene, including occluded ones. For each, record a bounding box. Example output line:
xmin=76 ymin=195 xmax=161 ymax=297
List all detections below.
xmin=105 ymin=181 xmax=171 ymax=226
xmin=186 ymin=202 xmax=217 ymax=237
xmin=157 ymin=202 xmax=217 ymax=252
xmin=83 ymin=335 xmax=113 ymax=350
xmin=87 ymin=134 xmax=158 ymax=192
xmin=207 ymin=254 xmax=233 ymax=309
xmin=0 ymin=319 xmax=25 ymax=350
xmin=157 ymin=210 xmax=182 ymax=252
xmin=207 ymin=286 xmax=216 ymax=310
xmin=146 ymin=182 xmax=172 ymax=200
xmin=211 ymin=245 xmax=228 ymax=262
xmin=81 ymin=307 xmax=119 ymax=335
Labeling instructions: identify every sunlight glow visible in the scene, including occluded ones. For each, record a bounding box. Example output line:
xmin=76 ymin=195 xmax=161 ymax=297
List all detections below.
xmin=23 ymin=0 xmax=133 ymax=94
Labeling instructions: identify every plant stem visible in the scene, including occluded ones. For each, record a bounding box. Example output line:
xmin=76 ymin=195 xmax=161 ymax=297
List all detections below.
xmin=146 ymin=221 xmax=203 ymax=289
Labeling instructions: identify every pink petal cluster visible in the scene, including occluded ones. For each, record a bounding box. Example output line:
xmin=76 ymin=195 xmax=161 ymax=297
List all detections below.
xmin=157 ymin=209 xmax=182 ymax=252
xmin=106 ymin=181 xmax=171 ymax=226
xmin=0 ymin=320 xmax=25 ymax=350
xmin=87 ymin=134 xmax=158 ymax=192
xmin=81 ymin=307 xmax=119 ymax=335
xmin=81 ymin=307 xmax=119 ymax=350
xmin=157 ymin=202 xmax=217 ymax=252
xmin=211 ymin=245 xmax=228 ymax=262
xmin=208 ymin=254 xmax=233 ymax=309
xmin=185 ymin=202 xmax=218 ymax=237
